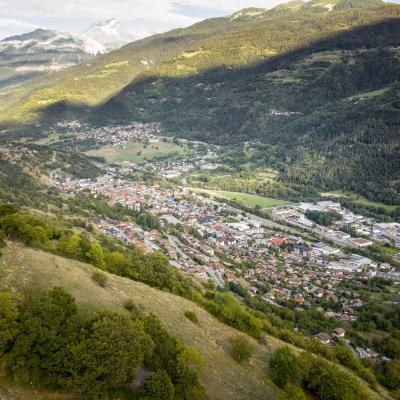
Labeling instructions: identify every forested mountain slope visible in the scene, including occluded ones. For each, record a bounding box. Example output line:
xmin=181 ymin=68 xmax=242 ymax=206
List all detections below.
xmin=98 ymin=3 xmax=400 ymax=204
xmin=1 ymin=0 xmax=399 ymax=204
xmin=2 ymin=0 xmax=398 ymax=125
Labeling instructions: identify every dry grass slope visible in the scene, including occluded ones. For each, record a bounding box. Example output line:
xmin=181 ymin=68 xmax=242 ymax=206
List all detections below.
xmin=0 ymin=244 xmax=282 ymax=400
xmin=0 ymin=384 xmax=78 ymax=400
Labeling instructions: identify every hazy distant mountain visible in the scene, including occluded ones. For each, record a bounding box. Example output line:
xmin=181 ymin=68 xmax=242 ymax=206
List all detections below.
xmin=0 ymin=28 xmax=93 ymax=88
xmin=0 ymin=20 xmax=151 ymax=89
xmin=80 ymin=19 xmax=151 ymax=54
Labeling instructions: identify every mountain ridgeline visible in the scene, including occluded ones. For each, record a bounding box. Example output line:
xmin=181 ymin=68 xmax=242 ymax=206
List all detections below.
xmin=2 ymin=0 xmax=400 ymax=204
xmin=0 ymin=20 xmax=149 ymax=91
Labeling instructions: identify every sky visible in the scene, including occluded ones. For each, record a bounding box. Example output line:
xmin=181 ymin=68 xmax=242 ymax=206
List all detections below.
xmin=1 ymin=0 xmax=399 ymax=40
xmin=0 ymin=0 xmax=298 ymax=39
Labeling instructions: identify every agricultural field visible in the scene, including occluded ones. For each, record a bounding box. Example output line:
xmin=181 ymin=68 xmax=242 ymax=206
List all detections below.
xmin=322 ymin=190 xmax=399 ymax=212
xmin=353 ymin=197 xmax=398 ymax=213
xmin=33 ymin=133 xmax=61 ymax=145
xmin=189 ymin=187 xmax=290 ymax=208
xmin=86 ymin=140 xmax=192 ymax=164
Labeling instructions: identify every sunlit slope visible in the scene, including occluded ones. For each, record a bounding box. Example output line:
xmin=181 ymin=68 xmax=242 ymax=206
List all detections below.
xmin=2 ymin=0 xmax=399 ymax=125
xmin=0 ymin=13 xmax=268 ymax=125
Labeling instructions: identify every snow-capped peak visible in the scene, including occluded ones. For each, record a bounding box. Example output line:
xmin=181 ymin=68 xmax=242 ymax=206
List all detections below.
xmin=0 ymin=28 xmax=86 ymax=53
xmin=80 ymin=19 xmax=151 ymax=55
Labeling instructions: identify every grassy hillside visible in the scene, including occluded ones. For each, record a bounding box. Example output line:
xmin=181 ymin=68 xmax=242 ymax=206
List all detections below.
xmin=0 ymin=244 xmax=282 ymax=400
xmin=0 ymin=244 xmax=390 ymax=400
xmin=0 ymin=382 xmax=78 ymax=400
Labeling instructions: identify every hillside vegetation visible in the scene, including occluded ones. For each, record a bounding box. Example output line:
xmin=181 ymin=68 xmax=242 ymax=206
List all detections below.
xmin=0 ymin=244 xmax=279 ymax=400
xmin=1 ymin=0 xmax=398 ymax=125
xmin=0 ymin=201 xmax=392 ymax=400
xmin=0 ymin=244 xmax=389 ymax=400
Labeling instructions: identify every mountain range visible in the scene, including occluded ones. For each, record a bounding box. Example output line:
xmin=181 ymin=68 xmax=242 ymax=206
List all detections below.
xmin=0 ymin=19 xmax=151 ymax=90
xmin=0 ymin=0 xmax=399 ymax=204
xmin=81 ymin=19 xmax=151 ymax=55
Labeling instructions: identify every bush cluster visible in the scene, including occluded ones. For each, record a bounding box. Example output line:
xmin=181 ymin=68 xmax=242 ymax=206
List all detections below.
xmin=0 ymin=287 xmax=206 ymax=399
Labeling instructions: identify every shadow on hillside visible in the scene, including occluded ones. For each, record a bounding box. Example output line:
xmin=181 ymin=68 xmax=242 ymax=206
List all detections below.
xmin=5 ymin=17 xmax=400 ymax=136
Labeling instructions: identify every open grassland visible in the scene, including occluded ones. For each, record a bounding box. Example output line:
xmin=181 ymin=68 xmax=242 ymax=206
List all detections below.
xmin=255 ymin=170 xmax=278 ymax=181
xmin=347 ymin=87 xmax=391 ymax=101
xmin=0 ymin=244 xmax=281 ymax=400
xmin=375 ymin=244 xmax=400 ymax=256
xmin=86 ymin=140 xmax=191 ymax=164
xmin=189 ymin=187 xmax=290 ymax=208
xmin=353 ymin=197 xmax=398 ymax=212
xmin=322 ymin=190 xmax=398 ymax=212
xmin=33 ymin=133 xmax=61 ymax=145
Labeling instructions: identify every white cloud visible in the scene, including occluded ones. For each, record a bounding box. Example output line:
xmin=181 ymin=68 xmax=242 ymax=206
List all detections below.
xmin=0 ymin=17 xmax=40 ymax=39
xmin=0 ymin=0 xmax=289 ymax=39
xmin=0 ymin=0 xmax=285 ymax=27
xmin=1 ymin=0 xmax=200 ymax=25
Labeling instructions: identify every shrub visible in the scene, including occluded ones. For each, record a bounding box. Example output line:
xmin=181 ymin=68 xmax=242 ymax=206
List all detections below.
xmin=86 ymin=242 xmax=105 ymax=268
xmin=269 ymin=346 xmax=303 ymax=388
xmin=0 ymin=203 xmax=19 ymax=217
xmin=270 ymin=348 xmax=371 ymax=400
xmin=284 ymin=383 xmax=307 ymax=400
xmin=123 ymin=299 xmax=139 ymax=315
xmin=144 ymin=370 xmax=174 ymax=400
xmin=381 ymin=359 xmax=400 ymax=390
xmin=0 ymin=292 xmax=19 ymax=355
xmin=6 ymin=287 xmax=80 ymax=387
xmin=175 ymin=346 xmax=205 ymax=387
xmin=228 ymin=335 xmax=253 ymax=363
xmin=184 ymin=310 xmax=199 ymax=324
xmin=0 ymin=230 xmax=5 ymax=248
xmin=1 ymin=284 xmax=208 ymax=399
xmin=302 ymin=353 xmax=370 ymax=400
xmin=73 ymin=312 xmax=154 ymax=393
xmin=92 ymin=271 xmax=108 ymax=288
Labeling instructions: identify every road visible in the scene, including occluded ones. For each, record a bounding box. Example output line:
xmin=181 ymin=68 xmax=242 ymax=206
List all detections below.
xmin=167 ymin=234 xmax=225 ymax=288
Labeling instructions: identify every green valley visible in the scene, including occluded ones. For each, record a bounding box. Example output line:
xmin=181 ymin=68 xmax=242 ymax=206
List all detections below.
xmin=1 ymin=1 xmax=400 ymax=399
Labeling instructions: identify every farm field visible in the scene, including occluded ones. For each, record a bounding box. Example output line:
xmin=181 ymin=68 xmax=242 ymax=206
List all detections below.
xmin=86 ymin=140 xmax=192 ymax=164
xmin=322 ymin=190 xmax=398 ymax=212
xmin=189 ymin=187 xmax=291 ymax=208
xmin=353 ymin=197 xmax=398 ymax=212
